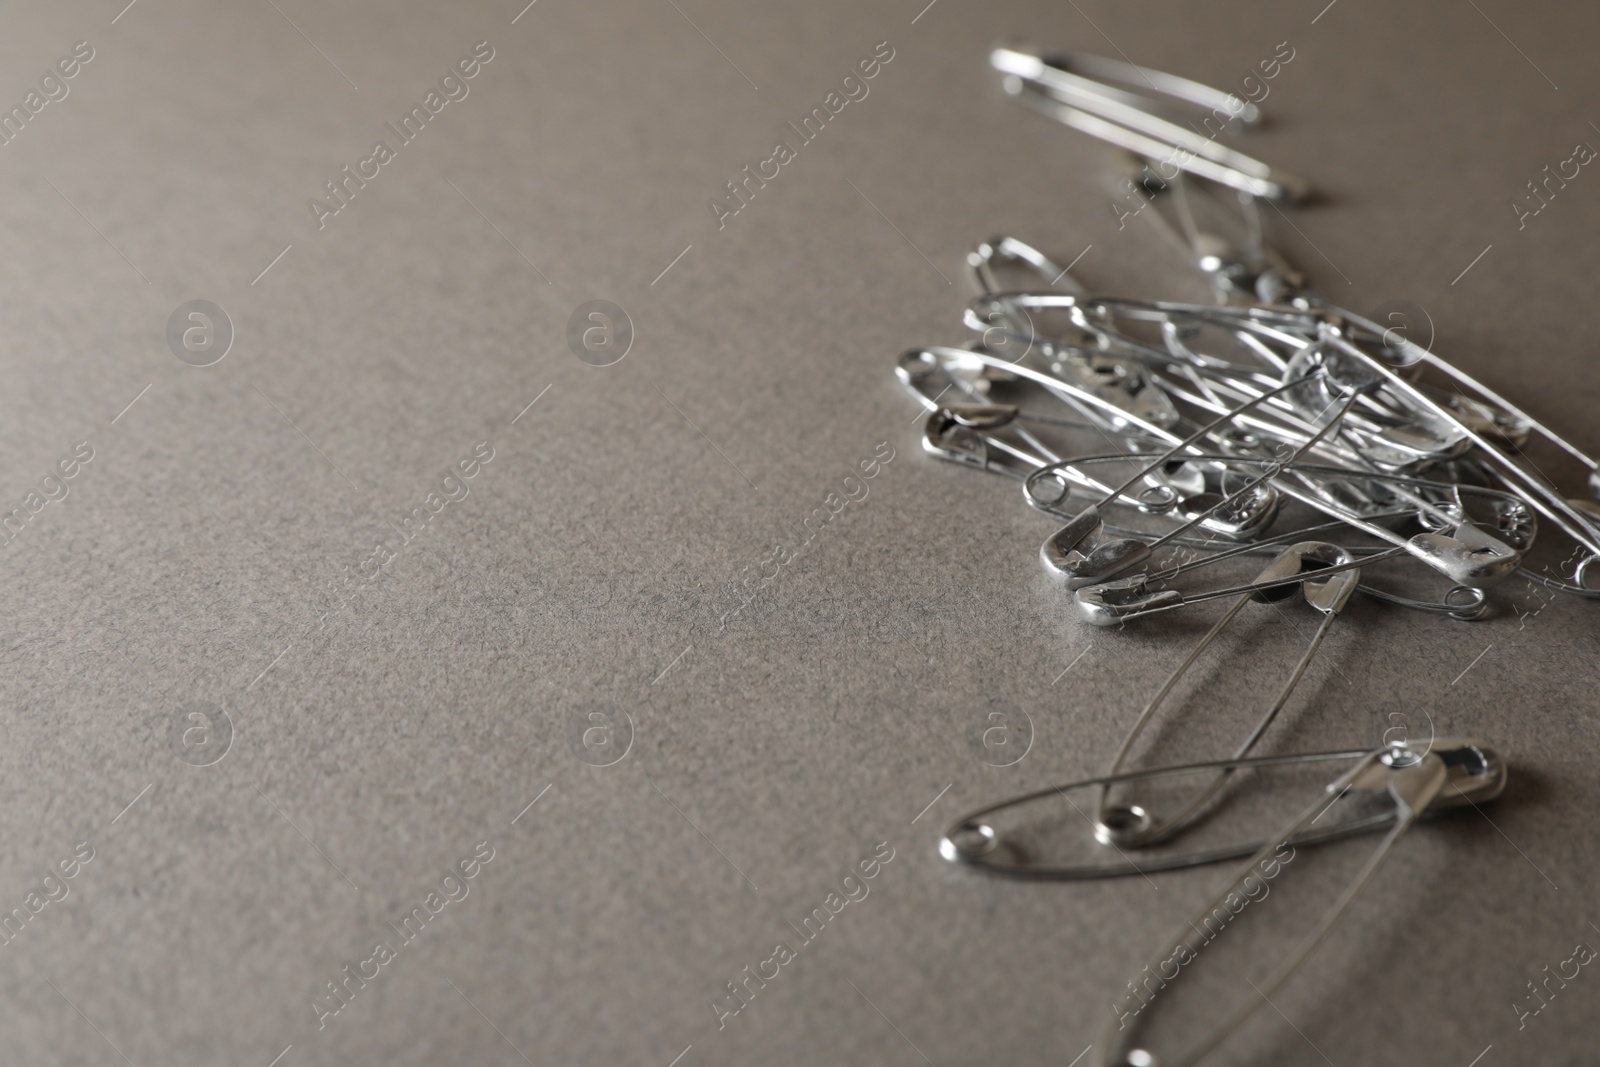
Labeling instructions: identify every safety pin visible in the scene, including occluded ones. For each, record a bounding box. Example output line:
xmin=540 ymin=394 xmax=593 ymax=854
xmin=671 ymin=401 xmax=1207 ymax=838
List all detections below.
xmin=916 ymin=344 xmax=1186 ymax=442
xmin=897 ymin=345 xmax=1141 ymax=438
xmin=1112 ymin=451 xmax=1527 ymax=593
xmin=1058 ymin=296 xmax=1479 ymax=470
xmin=938 ymin=737 xmax=1498 ymax=877
xmin=898 ymin=347 xmax=1138 ymax=478
xmin=1026 ymin=444 xmax=1530 ymax=598
xmin=1025 ymin=451 xmax=1471 ymax=539
xmin=959 ymin=289 xmax=1189 ymax=435
xmin=1305 ymin=323 xmax=1600 ymax=580
xmin=1124 ymin=179 xmax=1597 ymax=496
xmin=1091 ymin=541 xmax=1360 ymax=848
xmin=920 ymin=404 xmax=1061 ymax=479
xmin=993 ymin=46 xmax=1267 ymax=130
xmin=1117 ymin=510 xmax=1492 ymax=622
xmin=1039 ymin=385 xmax=1368 ymax=588
xmin=1151 ymin=197 xmax=1600 ymax=500
xmin=989 ymin=47 xmax=1310 ymax=203
xmin=1022 ymin=375 xmax=1316 ymax=562
xmin=1076 ymin=543 xmax=1499 ymax=627
xmin=1137 ymin=223 xmax=1600 ymax=579
xmin=1025 ymin=474 xmax=1488 ymax=621
xmin=1094 ymin=738 xmax=1506 ymax=1067
xmin=967 ymin=235 xmax=1082 ymax=296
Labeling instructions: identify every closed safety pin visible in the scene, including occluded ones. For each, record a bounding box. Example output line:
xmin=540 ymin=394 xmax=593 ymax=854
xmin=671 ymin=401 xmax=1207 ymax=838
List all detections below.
xmin=1047 ymin=450 xmax=1528 ymax=597
xmin=989 ymin=46 xmax=1310 ymax=203
xmin=1095 ymin=738 xmax=1506 ymax=1067
xmin=1086 ymin=511 xmax=1491 ymax=623
xmin=937 ymin=738 xmax=1496 ymax=878
xmin=1092 ymin=541 xmax=1360 ymax=848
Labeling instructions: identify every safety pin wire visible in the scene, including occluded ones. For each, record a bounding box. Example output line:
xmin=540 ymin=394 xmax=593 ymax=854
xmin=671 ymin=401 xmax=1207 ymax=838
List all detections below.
xmin=1078 ymin=546 xmax=1407 ymax=625
xmin=1067 ymin=387 xmax=1365 ymax=586
xmin=1093 ymin=544 xmax=1359 ymax=848
xmin=1132 ymin=511 xmax=1486 ymax=618
xmin=967 ymin=235 xmax=1081 ymax=296
xmin=993 ymin=56 xmax=1309 ymax=204
xmin=1029 ymin=374 xmax=1318 ymax=517
xmin=941 ymin=746 xmax=1392 ymax=878
xmin=1098 ymin=749 xmax=1455 ymax=1067
xmin=1311 ymin=295 xmax=1600 ymax=480
xmin=1312 ymin=337 xmax=1600 ymax=563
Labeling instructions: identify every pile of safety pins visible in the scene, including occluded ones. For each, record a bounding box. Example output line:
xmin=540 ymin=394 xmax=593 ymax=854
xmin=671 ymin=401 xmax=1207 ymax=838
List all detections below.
xmin=901 ymin=47 xmax=1599 ymax=1067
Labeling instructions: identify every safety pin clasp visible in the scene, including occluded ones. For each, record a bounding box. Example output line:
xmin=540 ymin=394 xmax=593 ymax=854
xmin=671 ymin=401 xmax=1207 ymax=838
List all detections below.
xmin=920 ymin=405 xmax=1018 ymax=470
xmin=1406 ymin=521 xmax=1522 ymax=588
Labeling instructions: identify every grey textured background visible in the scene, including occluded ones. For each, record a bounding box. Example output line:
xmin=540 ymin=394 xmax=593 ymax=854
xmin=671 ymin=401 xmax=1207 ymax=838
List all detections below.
xmin=2 ymin=1 xmax=1598 ymax=1065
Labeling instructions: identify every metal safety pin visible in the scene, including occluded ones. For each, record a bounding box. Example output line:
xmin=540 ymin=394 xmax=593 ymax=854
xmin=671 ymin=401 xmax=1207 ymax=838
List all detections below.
xmin=967 ymin=235 xmax=1082 ymax=296
xmin=1025 ymin=452 xmax=1532 ymax=544
xmin=937 ymin=738 xmax=1495 ymax=878
xmin=1039 ymin=385 xmax=1367 ymax=589
xmin=1093 ymin=510 xmax=1492 ymax=622
xmin=920 ymin=404 xmax=1060 ymax=479
xmin=1305 ymin=324 xmax=1600 ymax=581
xmin=898 ymin=347 xmax=1118 ymax=478
xmin=1021 ymin=375 xmax=1315 ymax=563
xmin=1160 ymin=204 xmax=1600 ymax=500
xmin=1031 ymin=449 xmax=1527 ymax=604
xmin=989 ymin=46 xmax=1310 ymax=203
xmin=1142 ymin=222 xmax=1600 ymax=582
xmin=917 ymin=344 xmax=1186 ymax=442
xmin=1076 ymin=544 xmax=1478 ymax=627
xmin=1091 ymin=541 xmax=1360 ymax=848
xmin=960 ymin=286 xmax=1188 ymax=434
xmin=1095 ymin=738 xmax=1506 ymax=1067
xmin=1061 ymin=297 xmax=1478 ymax=470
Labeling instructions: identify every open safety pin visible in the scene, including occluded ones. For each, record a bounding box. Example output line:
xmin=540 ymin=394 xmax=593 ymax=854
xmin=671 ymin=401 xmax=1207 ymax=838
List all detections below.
xmin=1091 ymin=541 xmax=1360 ymax=848
xmin=1094 ymin=738 xmax=1506 ymax=1067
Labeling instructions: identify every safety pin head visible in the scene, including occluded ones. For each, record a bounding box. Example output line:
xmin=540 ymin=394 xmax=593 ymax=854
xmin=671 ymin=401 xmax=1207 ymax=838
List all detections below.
xmin=1074 ymin=576 xmax=1182 ymax=626
xmin=1283 ymin=541 xmax=1360 ymax=614
xmin=1380 ymin=737 xmax=1506 ymax=808
xmin=1043 ymin=481 xmax=1280 ymax=590
xmin=920 ymin=406 xmax=1018 ymax=470
xmin=1045 ymin=536 xmax=1153 ymax=591
xmin=1406 ymin=522 xmax=1522 ymax=588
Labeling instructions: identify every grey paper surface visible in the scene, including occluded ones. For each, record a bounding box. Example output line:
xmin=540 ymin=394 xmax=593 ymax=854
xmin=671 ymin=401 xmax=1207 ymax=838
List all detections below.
xmin=2 ymin=1 xmax=1598 ymax=1064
